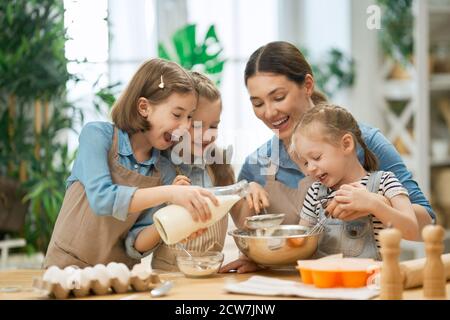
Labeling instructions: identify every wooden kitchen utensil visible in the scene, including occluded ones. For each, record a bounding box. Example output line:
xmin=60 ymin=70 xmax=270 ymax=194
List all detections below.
xmin=379 ymin=228 xmax=403 ymax=299
xmin=399 ymin=253 xmax=450 ymax=289
xmin=422 ymin=225 xmax=447 ymax=299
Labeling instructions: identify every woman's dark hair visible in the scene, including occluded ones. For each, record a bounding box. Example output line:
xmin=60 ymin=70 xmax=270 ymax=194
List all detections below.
xmin=244 ymin=41 xmax=327 ymax=105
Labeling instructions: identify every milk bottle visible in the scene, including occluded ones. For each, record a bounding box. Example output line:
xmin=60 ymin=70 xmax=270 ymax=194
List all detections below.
xmin=153 ymin=180 xmax=249 ymax=244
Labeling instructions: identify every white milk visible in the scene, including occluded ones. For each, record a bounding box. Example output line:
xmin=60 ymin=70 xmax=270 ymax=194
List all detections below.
xmin=153 ymin=194 xmax=241 ymax=245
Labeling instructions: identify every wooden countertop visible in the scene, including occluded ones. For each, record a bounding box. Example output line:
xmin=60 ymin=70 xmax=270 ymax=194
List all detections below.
xmin=1 ymin=269 xmax=449 ymax=300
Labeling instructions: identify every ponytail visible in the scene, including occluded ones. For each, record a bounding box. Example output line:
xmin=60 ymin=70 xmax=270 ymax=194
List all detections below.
xmin=355 ymin=133 xmax=379 ymax=172
xmin=311 ymin=90 xmax=328 ymax=105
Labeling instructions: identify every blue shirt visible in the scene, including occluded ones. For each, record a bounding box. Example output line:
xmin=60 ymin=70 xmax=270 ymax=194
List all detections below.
xmin=68 ymin=122 xmax=176 ymax=260
xmin=238 ymin=122 xmax=435 ymax=220
xmin=67 ymin=121 xmax=175 ymax=221
xmin=174 ymin=154 xmax=214 ymax=188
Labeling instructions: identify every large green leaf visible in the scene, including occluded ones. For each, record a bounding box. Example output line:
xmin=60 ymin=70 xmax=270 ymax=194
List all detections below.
xmin=158 ymin=24 xmax=226 ymax=85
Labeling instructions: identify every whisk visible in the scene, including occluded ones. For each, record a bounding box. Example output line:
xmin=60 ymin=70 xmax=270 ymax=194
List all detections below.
xmin=306 ymin=196 xmax=333 ymax=235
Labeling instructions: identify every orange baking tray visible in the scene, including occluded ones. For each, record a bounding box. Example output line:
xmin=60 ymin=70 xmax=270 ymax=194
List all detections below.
xmin=296 ymin=258 xmax=380 ymax=288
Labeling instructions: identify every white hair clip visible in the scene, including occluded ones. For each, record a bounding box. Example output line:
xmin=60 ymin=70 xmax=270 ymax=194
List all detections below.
xmin=158 ymin=75 xmax=165 ymax=89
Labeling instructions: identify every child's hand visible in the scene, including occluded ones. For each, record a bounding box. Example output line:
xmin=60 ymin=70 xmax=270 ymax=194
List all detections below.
xmin=173 ymin=175 xmax=191 ymax=186
xmin=245 ymin=182 xmax=270 ymax=214
xmin=328 ymin=183 xmax=374 ymax=220
xmin=169 ymin=186 xmax=219 ymax=222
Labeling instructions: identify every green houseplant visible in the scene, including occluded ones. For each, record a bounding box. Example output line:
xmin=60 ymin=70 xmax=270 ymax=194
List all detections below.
xmin=158 ymin=24 xmax=226 ymax=85
xmin=90 ymin=23 xmax=226 ymax=112
xmin=376 ymin=0 xmax=413 ymax=67
xmin=298 ymin=46 xmax=355 ymax=99
xmin=0 ymin=0 xmax=83 ymax=253
xmin=309 ymin=48 xmax=355 ymax=99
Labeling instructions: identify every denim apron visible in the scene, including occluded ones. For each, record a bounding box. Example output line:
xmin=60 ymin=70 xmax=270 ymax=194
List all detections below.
xmin=314 ymin=171 xmax=384 ymax=260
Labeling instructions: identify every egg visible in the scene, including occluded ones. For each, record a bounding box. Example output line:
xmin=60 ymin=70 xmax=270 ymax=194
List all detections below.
xmin=90 ymin=264 xmax=111 ymax=295
xmin=43 ymin=266 xmax=63 ymax=284
xmin=38 ymin=263 xmax=160 ymax=298
xmin=72 ymin=267 xmax=94 ymax=297
xmin=130 ymin=263 xmax=160 ymax=291
xmin=107 ymin=262 xmax=130 ymax=293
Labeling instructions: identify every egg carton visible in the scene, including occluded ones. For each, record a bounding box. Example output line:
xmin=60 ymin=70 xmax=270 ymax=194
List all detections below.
xmin=32 ymin=262 xmax=161 ymax=299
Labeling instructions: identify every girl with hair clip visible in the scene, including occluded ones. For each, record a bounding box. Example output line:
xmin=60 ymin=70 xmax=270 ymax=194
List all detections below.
xmin=291 ymin=104 xmax=419 ymax=259
xmin=44 ymin=59 xmax=219 ymax=269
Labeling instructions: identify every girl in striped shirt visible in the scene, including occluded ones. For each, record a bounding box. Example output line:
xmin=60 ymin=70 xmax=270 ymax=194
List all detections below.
xmin=290 ymin=104 xmax=419 ymax=259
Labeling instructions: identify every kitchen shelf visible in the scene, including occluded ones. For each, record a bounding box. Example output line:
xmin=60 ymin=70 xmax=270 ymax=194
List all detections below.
xmin=429 ymin=4 xmax=450 ymax=14
xmin=377 ymin=1 xmax=450 ymax=198
xmin=431 ymin=157 xmax=450 ymax=167
xmin=430 ymin=73 xmax=450 ymax=91
xmin=382 ymin=79 xmax=414 ymax=100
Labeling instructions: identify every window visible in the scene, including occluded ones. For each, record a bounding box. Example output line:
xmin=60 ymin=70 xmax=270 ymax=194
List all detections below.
xmin=64 ymin=0 xmax=109 ymax=152
xmin=187 ymin=0 xmax=279 ymax=167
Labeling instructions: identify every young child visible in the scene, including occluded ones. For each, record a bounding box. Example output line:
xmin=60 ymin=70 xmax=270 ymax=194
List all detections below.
xmin=290 ymin=104 xmax=419 ymax=260
xmin=44 ymin=58 xmax=219 ymax=269
xmin=127 ymin=71 xmax=269 ymax=271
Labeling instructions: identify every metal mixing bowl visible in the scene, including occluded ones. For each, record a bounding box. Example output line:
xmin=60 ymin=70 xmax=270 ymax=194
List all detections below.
xmin=228 ymin=225 xmax=321 ymax=269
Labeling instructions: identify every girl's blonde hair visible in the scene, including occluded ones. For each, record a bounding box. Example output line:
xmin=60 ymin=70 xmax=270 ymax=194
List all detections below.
xmin=189 ymin=71 xmax=235 ymax=186
xmin=111 ymin=58 xmax=196 ymax=134
xmin=291 ymin=104 xmax=379 ymax=172
xmin=190 ymin=71 xmax=221 ymax=103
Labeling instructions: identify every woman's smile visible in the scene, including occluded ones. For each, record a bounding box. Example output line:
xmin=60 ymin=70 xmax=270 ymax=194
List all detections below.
xmin=270 ymin=115 xmax=290 ymax=131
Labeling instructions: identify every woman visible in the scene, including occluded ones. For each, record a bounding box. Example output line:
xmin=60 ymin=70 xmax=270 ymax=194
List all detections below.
xmin=220 ymin=41 xmax=434 ymax=273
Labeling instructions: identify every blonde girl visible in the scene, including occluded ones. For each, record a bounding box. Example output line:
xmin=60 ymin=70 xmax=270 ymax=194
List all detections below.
xmin=290 ymin=104 xmax=419 ymax=259
xmin=128 ymin=71 xmax=268 ymax=270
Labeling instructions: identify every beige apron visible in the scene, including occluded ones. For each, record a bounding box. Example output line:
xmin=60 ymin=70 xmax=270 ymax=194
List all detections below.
xmin=263 ymin=162 xmax=314 ymax=224
xmin=44 ymin=127 xmax=161 ymax=269
xmin=151 ymin=166 xmax=227 ymax=271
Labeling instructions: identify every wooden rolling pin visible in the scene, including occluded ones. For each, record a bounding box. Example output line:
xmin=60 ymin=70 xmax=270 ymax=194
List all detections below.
xmin=400 ymin=253 xmax=450 ymax=289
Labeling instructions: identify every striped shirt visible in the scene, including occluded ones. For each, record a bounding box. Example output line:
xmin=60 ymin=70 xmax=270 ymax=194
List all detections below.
xmin=299 ymin=171 xmax=409 ymax=249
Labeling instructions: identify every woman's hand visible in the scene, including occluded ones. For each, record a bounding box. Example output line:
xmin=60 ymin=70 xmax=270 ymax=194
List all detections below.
xmin=245 ymin=182 xmax=270 ymax=214
xmin=169 ymin=186 xmax=219 ymax=223
xmin=219 ymin=255 xmax=263 ymax=273
xmin=173 ymin=174 xmax=191 ymax=186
